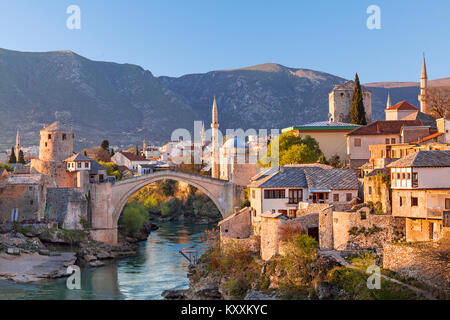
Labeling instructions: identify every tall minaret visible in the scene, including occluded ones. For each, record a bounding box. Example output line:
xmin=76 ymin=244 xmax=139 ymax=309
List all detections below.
xmin=201 ymin=121 xmax=205 ymax=147
xmin=211 ymin=96 xmax=220 ymax=179
xmin=15 ymin=129 xmax=21 ymax=160
xmin=386 ymin=92 xmax=392 ymax=109
xmin=418 ymin=54 xmax=429 ymax=114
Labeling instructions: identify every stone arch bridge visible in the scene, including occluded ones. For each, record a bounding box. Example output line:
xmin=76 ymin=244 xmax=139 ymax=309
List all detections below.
xmin=89 ymin=170 xmax=242 ymax=244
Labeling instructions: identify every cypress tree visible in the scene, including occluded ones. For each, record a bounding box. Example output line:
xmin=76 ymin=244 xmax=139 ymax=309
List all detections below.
xmin=136 ymin=145 xmax=139 ymax=156
xmin=350 ymin=73 xmax=367 ymax=125
xmin=9 ymin=147 xmax=16 ymax=163
xmin=101 ymin=140 xmax=110 ymax=151
xmin=18 ymin=150 xmax=25 ymax=164
xmin=110 ymin=149 xmax=115 ymax=157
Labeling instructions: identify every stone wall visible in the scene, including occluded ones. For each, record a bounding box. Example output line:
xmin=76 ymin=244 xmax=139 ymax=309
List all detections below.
xmin=383 ymin=242 xmax=450 ymax=294
xmin=0 ymin=180 xmax=44 ymax=223
xmin=46 ymin=188 xmax=88 ymax=229
xmin=219 ymin=207 xmax=252 ymax=239
xmin=220 ymin=236 xmax=260 ymax=253
xmin=30 ymin=159 xmax=75 ymax=188
xmin=405 ymin=217 xmax=443 ymax=242
xmin=364 ymin=174 xmax=391 ymax=214
xmin=260 ymin=215 xmax=285 ymax=261
xmin=330 ymin=210 xmax=405 ymax=251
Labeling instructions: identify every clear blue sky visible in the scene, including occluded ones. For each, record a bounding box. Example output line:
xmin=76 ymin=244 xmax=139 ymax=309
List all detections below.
xmin=0 ymin=0 xmax=448 ymax=82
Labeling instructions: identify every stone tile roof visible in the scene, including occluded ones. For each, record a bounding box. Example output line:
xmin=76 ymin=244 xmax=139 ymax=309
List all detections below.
xmin=118 ymin=151 xmax=147 ymax=162
xmin=304 ymin=168 xmax=359 ymax=190
xmin=387 ymin=150 xmax=450 ymax=168
xmin=249 ymin=165 xmax=359 ymax=190
xmin=64 ymin=153 xmax=91 ymax=162
xmin=90 ymin=161 xmax=106 ymax=174
xmin=346 ymin=120 xmax=422 ymax=136
xmin=386 ymin=101 xmax=418 ymax=111
xmin=402 ymin=111 xmax=438 ymax=128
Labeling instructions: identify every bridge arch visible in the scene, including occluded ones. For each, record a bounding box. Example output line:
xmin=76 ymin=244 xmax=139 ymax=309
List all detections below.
xmin=90 ymin=170 xmax=241 ymax=244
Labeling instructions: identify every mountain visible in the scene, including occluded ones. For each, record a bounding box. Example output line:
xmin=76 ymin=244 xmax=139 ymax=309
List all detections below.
xmin=0 ymin=48 xmax=196 ymax=149
xmin=158 ymin=63 xmax=347 ymax=132
xmin=0 ymin=48 xmax=447 ymax=151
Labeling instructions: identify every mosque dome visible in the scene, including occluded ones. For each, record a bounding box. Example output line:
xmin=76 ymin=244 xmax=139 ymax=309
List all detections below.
xmin=222 ymin=137 xmax=247 ymax=149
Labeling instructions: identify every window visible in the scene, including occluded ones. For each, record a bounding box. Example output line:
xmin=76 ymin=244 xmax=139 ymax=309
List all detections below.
xmin=45 ymin=142 xmax=47 ymax=147
xmin=30 ymin=200 xmax=33 ymax=205
xmin=264 ymin=189 xmax=285 ymax=199
xmin=368 ymin=186 xmax=372 ymax=195
xmin=62 ymin=134 xmax=66 ymax=140
xmin=411 ymin=197 xmax=418 ymax=206
xmin=278 ymin=210 xmax=288 ymax=216
xmin=77 ymin=162 xmax=82 ymax=168
xmin=397 ymin=173 xmax=401 ymax=179
xmin=445 ymin=199 xmax=450 ymax=210
xmin=354 ymin=138 xmax=361 ymax=147
xmin=400 ymin=197 xmax=403 ymax=207
xmin=381 ymin=150 xmax=385 ymax=158
xmin=391 ymin=138 xmax=396 ymax=144
xmin=48 ymin=134 xmax=52 ymax=140
xmin=252 ymin=190 xmax=255 ymax=199
xmin=288 ymin=210 xmax=297 ymax=218
xmin=333 ymin=194 xmax=339 ymax=201
xmin=400 ymin=150 xmax=404 ymax=157
xmin=288 ymin=189 xmax=303 ymax=204
xmin=402 ymin=173 xmax=406 ymax=179
xmin=407 ymin=173 xmax=411 ymax=180
xmin=84 ymin=162 xmax=89 ymax=168
xmin=346 ymin=193 xmax=352 ymax=201
xmin=392 ymin=173 xmax=395 ymax=180
xmin=385 ymin=138 xmax=390 ymax=144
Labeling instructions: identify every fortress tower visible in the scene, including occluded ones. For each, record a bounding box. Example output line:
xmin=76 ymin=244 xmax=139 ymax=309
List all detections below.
xmin=211 ymin=96 xmax=220 ymax=179
xmin=31 ymin=121 xmax=75 ymax=187
xmin=329 ymin=81 xmax=372 ymax=123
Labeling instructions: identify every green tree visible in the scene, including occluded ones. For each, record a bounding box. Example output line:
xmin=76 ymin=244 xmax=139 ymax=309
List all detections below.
xmin=99 ymin=161 xmax=123 ymax=180
xmin=317 ymin=153 xmax=329 ymax=165
xmin=280 ymin=144 xmax=318 ymax=165
xmin=135 ymin=145 xmax=139 ymax=156
xmin=18 ymin=150 xmax=25 ymax=164
xmin=119 ymin=203 xmax=149 ymax=234
xmin=101 ymin=140 xmax=110 ymax=151
xmin=350 ymin=73 xmax=367 ymax=125
xmin=160 ymin=200 xmax=171 ymax=217
xmin=259 ymin=132 xmax=322 ymax=167
xmin=144 ymin=195 xmax=160 ymax=213
xmin=8 ymin=147 xmax=16 ymax=164
xmin=0 ymin=163 xmax=13 ymax=172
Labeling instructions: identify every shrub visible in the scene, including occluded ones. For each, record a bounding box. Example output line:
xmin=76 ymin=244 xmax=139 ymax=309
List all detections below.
xmin=225 ymin=278 xmax=249 ymax=299
xmin=160 ymin=200 xmax=171 ymax=217
xmin=120 ymin=202 xmax=149 ymax=234
xmin=240 ymin=199 xmax=250 ymax=209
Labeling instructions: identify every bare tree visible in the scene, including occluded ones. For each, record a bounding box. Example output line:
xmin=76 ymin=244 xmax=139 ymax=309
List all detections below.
xmin=427 ymin=87 xmax=450 ymax=118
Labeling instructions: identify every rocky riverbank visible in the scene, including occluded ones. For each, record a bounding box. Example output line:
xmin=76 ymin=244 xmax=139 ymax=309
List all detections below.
xmin=0 ymin=221 xmax=158 ymax=283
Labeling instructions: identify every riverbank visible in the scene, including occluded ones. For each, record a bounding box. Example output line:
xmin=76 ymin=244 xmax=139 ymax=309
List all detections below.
xmin=0 ymin=221 xmax=158 ymax=283
xmin=163 ymin=233 xmax=432 ymax=300
xmin=0 ymin=221 xmax=212 ymax=300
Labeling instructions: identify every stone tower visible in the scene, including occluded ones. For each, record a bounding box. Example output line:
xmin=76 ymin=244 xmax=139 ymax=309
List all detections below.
xmin=211 ymin=96 xmax=220 ymax=179
xmin=329 ymin=81 xmax=372 ymax=123
xmin=418 ymin=55 xmax=430 ymax=115
xmin=15 ymin=129 xmax=21 ymax=160
xmin=38 ymin=121 xmax=74 ymax=162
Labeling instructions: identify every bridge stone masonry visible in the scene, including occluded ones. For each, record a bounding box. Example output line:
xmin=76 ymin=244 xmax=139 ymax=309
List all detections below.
xmin=89 ymin=170 xmax=243 ymax=244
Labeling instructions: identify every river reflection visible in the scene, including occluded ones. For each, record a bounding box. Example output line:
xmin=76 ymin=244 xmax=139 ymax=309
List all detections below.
xmin=0 ymin=221 xmax=211 ymax=300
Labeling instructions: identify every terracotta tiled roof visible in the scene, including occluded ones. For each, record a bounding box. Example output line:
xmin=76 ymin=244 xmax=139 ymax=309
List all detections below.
xmin=387 ymin=150 xmax=450 ymax=168
xmin=346 ymin=120 xmax=422 ymax=136
xmin=386 ymin=101 xmax=418 ymax=111
xmin=118 ymin=151 xmax=147 ymax=161
xmin=411 ymin=132 xmax=443 ymax=144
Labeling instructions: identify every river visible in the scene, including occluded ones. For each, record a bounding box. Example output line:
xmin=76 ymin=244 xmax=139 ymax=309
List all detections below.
xmin=0 ymin=221 xmax=212 ymax=300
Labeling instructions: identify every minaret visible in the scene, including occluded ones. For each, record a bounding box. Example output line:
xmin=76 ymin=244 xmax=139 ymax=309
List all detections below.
xmin=201 ymin=121 xmax=205 ymax=147
xmin=418 ymin=54 xmax=429 ymax=114
xmin=211 ymin=96 xmax=220 ymax=179
xmin=143 ymin=139 xmax=147 ymax=151
xmin=15 ymin=129 xmax=21 ymax=160
xmin=386 ymin=92 xmax=391 ymax=109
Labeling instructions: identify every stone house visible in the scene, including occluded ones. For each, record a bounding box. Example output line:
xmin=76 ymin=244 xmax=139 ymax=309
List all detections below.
xmin=111 ymin=151 xmax=150 ymax=172
xmin=248 ymin=164 xmax=359 ymax=235
xmin=346 ymin=120 xmax=422 ymax=169
xmin=282 ymin=121 xmax=360 ymax=162
xmin=387 ymin=150 xmax=450 ymax=242
xmin=385 ymin=101 xmax=420 ymax=121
